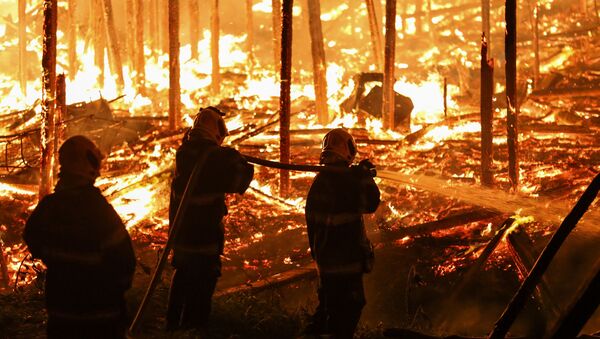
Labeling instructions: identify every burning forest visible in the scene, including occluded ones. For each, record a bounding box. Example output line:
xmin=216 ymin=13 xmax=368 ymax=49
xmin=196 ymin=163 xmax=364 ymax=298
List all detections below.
xmin=0 ymin=0 xmax=600 ymax=338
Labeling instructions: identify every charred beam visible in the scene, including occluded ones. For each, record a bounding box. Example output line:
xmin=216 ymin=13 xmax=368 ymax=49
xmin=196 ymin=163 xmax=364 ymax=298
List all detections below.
xmin=505 ymin=0 xmax=519 ymax=190
xmin=480 ymin=35 xmax=494 ymax=187
xmin=40 ymin=0 xmax=57 ymax=199
xmin=189 ymin=0 xmax=199 ymax=59
xmin=365 ymin=0 xmax=383 ymax=70
xmin=168 ymin=0 xmax=180 ymax=130
xmin=18 ymin=0 xmax=27 ymax=95
xmin=489 ymin=173 xmax=600 ymax=338
xmin=211 ymin=0 xmax=221 ymax=94
xmin=383 ymin=0 xmax=396 ymax=130
xmin=101 ymin=0 xmax=125 ymax=90
xmin=306 ymin=0 xmax=328 ymax=125
xmin=279 ymin=0 xmax=293 ymax=197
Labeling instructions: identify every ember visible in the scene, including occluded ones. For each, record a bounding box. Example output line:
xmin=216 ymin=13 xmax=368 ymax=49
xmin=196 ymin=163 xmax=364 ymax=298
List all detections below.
xmin=1 ymin=0 xmax=600 ymax=337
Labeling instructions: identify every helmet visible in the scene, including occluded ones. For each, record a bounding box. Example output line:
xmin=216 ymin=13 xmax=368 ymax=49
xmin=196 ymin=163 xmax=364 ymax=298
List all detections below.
xmin=320 ymin=128 xmax=357 ymax=165
xmin=191 ymin=106 xmax=228 ymax=145
xmin=58 ymin=135 xmax=104 ymax=180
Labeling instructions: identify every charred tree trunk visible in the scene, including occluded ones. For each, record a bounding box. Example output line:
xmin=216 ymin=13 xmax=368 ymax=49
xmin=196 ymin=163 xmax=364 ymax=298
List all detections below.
xmin=211 ymin=0 xmax=221 ymax=94
xmin=272 ymin=0 xmax=282 ymax=71
xmin=126 ymin=0 xmax=136 ymax=69
xmin=54 ymin=74 xmax=66 ymax=181
xmin=383 ymin=0 xmax=397 ymax=130
xmin=18 ymin=0 xmax=27 ymax=96
xmin=505 ymin=0 xmax=519 ymax=190
xmin=161 ymin=0 xmax=169 ymax=52
xmin=482 ymin=0 xmax=491 ymax=45
xmin=93 ymin=0 xmax=105 ymax=85
xmin=135 ymin=0 xmax=146 ymax=94
xmin=189 ymin=0 xmax=199 ymax=59
xmin=279 ymin=0 xmax=293 ymax=197
xmin=443 ymin=77 xmax=448 ymax=118
xmin=67 ymin=0 xmax=78 ymax=79
xmin=306 ymin=0 xmax=328 ymax=125
xmin=480 ymin=35 xmax=494 ymax=187
xmin=101 ymin=0 xmax=125 ymax=91
xmin=365 ymin=0 xmax=383 ymax=70
xmin=149 ymin=0 xmax=158 ymax=52
xmin=40 ymin=0 xmax=58 ymax=199
xmin=246 ymin=0 xmax=254 ymax=69
xmin=169 ymin=0 xmax=180 ymax=130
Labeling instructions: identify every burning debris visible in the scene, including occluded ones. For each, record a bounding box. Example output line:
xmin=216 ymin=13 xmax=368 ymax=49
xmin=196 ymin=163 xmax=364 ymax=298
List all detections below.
xmin=0 ymin=0 xmax=600 ymax=337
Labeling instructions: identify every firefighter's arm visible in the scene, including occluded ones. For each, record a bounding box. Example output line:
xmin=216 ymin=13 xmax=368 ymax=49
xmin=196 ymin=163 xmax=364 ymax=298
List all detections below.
xmin=351 ymin=160 xmax=381 ymax=213
xmin=102 ymin=203 xmax=136 ymax=290
xmin=23 ymin=198 xmax=50 ymax=259
xmin=222 ymin=148 xmax=254 ymax=194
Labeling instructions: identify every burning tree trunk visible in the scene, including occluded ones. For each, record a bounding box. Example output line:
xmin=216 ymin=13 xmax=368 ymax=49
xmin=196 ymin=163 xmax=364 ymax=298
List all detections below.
xmin=18 ymin=0 xmax=27 ymax=96
xmin=211 ymin=0 xmax=221 ymax=94
xmin=482 ymin=0 xmax=491 ymax=45
xmin=246 ymin=0 xmax=254 ymax=70
xmin=279 ymin=0 xmax=293 ymax=197
xmin=54 ymin=74 xmax=66 ymax=181
xmin=149 ymin=0 xmax=158 ymax=53
xmin=365 ymin=0 xmax=383 ymax=70
xmin=272 ymin=0 xmax=282 ymax=70
xmin=161 ymin=0 xmax=169 ymax=53
xmin=306 ymin=0 xmax=328 ymax=125
xmin=383 ymin=0 xmax=397 ymax=130
xmin=505 ymin=0 xmax=519 ymax=190
xmin=169 ymin=0 xmax=180 ymax=130
xmin=40 ymin=0 xmax=58 ymax=199
xmin=480 ymin=35 xmax=494 ymax=187
xmin=101 ymin=0 xmax=125 ymax=91
xmin=93 ymin=0 xmax=105 ymax=84
xmin=67 ymin=0 xmax=78 ymax=79
xmin=189 ymin=0 xmax=199 ymax=59
xmin=134 ymin=0 xmax=146 ymax=94
xmin=126 ymin=0 xmax=135 ymax=69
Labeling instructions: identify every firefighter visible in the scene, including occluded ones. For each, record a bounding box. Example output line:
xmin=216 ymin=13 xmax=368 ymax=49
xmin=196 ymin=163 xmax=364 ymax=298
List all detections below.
xmin=166 ymin=106 xmax=254 ymax=332
xmin=305 ymin=128 xmax=380 ymax=338
xmin=23 ymin=135 xmax=136 ymax=339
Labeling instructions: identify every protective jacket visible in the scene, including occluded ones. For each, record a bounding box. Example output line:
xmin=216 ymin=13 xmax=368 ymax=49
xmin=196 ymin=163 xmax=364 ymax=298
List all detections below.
xmin=306 ymin=167 xmax=380 ymax=274
xmin=23 ymin=176 xmax=135 ymax=338
xmin=169 ymin=136 xmax=254 ymax=266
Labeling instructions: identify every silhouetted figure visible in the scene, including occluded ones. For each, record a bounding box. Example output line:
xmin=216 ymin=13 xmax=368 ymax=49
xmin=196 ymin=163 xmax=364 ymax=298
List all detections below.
xmin=24 ymin=135 xmax=135 ymax=339
xmin=166 ymin=107 xmax=253 ymax=332
xmin=305 ymin=128 xmax=381 ymax=338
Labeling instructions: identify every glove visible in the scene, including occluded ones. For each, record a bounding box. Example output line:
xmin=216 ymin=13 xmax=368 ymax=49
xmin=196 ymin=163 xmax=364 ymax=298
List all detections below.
xmin=351 ymin=159 xmax=377 ymax=177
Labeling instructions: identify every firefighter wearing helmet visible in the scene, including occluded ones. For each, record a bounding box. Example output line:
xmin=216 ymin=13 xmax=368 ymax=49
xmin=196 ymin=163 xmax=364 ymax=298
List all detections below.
xmin=305 ymin=128 xmax=380 ymax=338
xmin=23 ymin=135 xmax=136 ymax=339
xmin=166 ymin=107 xmax=254 ymax=332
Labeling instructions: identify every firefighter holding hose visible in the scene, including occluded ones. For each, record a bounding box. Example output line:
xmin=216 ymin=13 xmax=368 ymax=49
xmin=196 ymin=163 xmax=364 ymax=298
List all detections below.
xmin=166 ymin=107 xmax=254 ymax=333
xmin=305 ymin=128 xmax=381 ymax=338
xmin=23 ymin=135 xmax=136 ymax=339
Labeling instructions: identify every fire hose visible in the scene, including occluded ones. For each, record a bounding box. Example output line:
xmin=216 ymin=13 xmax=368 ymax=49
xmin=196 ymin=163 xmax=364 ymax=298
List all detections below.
xmin=128 ymin=153 xmax=373 ymax=336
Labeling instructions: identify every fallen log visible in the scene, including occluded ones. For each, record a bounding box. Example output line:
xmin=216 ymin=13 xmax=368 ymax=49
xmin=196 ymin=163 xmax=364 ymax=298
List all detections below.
xmin=382 ymin=208 xmax=501 ymax=240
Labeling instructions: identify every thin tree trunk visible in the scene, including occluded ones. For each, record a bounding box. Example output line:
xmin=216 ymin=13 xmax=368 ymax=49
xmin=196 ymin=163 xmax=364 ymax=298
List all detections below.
xmin=365 ymin=0 xmax=383 ymax=70
xmin=149 ymin=0 xmax=158 ymax=52
xmin=272 ymin=0 xmax=282 ymax=71
xmin=93 ymin=0 xmax=105 ymax=85
xmin=505 ymin=0 xmax=519 ymax=190
xmin=101 ymin=0 xmax=125 ymax=90
xmin=18 ymin=0 xmax=27 ymax=96
xmin=126 ymin=0 xmax=136 ymax=69
xmin=443 ymin=77 xmax=448 ymax=118
xmin=169 ymin=0 xmax=180 ymax=130
xmin=67 ymin=0 xmax=78 ymax=79
xmin=480 ymin=35 xmax=494 ymax=187
xmin=246 ymin=0 xmax=254 ymax=69
xmin=211 ymin=0 xmax=221 ymax=94
xmin=189 ymin=0 xmax=199 ymax=59
xmin=415 ymin=0 xmax=423 ymax=34
xmin=54 ymin=74 xmax=66 ymax=182
xmin=306 ymin=0 xmax=328 ymax=125
xmin=40 ymin=0 xmax=58 ymax=199
xmin=279 ymin=0 xmax=293 ymax=197
xmin=135 ymin=0 xmax=146 ymax=94
xmin=529 ymin=0 xmax=540 ymax=87
xmin=161 ymin=0 xmax=169 ymax=52
xmin=383 ymin=0 xmax=397 ymax=130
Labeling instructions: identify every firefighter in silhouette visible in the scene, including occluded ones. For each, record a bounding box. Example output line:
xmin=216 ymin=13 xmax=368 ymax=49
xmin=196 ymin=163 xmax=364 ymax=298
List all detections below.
xmin=23 ymin=135 xmax=136 ymax=339
xmin=166 ymin=106 xmax=254 ymax=332
xmin=305 ymin=128 xmax=380 ymax=338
